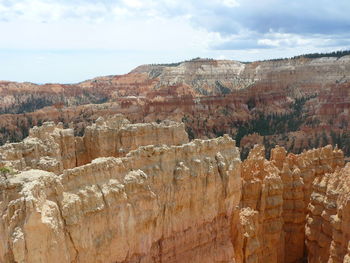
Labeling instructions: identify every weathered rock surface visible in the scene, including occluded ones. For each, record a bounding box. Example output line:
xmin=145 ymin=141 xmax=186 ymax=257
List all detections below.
xmin=305 ymin=161 xmax=350 ymax=263
xmin=0 ymin=121 xmax=241 ymax=263
xmin=2 ymin=56 xmax=350 ymax=160
xmin=271 ymin=145 xmax=344 ymax=263
xmin=79 ymin=115 xmax=188 ymax=165
xmin=233 ymin=144 xmax=345 ymax=263
xmin=0 ymin=115 xmax=188 ymax=174
xmin=0 ymin=117 xmax=350 ymax=263
xmin=235 ymin=145 xmax=284 ymax=263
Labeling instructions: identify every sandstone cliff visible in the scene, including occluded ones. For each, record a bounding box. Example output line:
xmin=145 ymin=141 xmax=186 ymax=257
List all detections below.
xmin=305 ymin=161 xmax=350 ymax=263
xmin=2 ymin=56 xmax=350 ymax=161
xmin=0 ymin=120 xmax=241 ymax=263
xmin=233 ymin=144 xmax=345 ymax=263
xmin=1 ymin=120 xmax=350 ymax=262
xmin=272 ymin=145 xmax=344 ymax=263
xmin=235 ymin=145 xmax=284 ymax=263
xmin=0 ymin=115 xmax=188 ymax=174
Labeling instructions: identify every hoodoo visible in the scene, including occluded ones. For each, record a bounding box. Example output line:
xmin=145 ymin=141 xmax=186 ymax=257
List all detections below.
xmin=0 ymin=117 xmax=349 ymax=262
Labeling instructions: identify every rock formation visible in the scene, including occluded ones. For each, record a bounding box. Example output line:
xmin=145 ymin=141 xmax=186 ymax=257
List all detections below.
xmin=0 ymin=115 xmax=350 ymax=262
xmin=232 ymin=144 xmax=346 ymax=263
xmin=1 ymin=56 xmax=350 ymax=166
xmin=0 ymin=119 xmax=241 ymax=263
xmin=235 ymin=145 xmax=284 ymax=263
xmin=0 ymin=115 xmax=188 ymax=174
xmin=305 ymin=162 xmax=350 ymax=263
xmin=272 ymin=145 xmax=344 ymax=263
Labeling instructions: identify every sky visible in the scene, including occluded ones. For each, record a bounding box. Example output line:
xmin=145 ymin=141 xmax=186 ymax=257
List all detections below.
xmin=0 ymin=0 xmax=350 ymax=83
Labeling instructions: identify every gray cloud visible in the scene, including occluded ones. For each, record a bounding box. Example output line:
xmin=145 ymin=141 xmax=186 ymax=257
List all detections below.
xmin=1 ymin=0 xmax=349 ymax=52
xmin=187 ymin=0 xmax=350 ymax=35
xmin=158 ymin=0 xmax=350 ymax=50
xmin=127 ymin=0 xmax=350 ymax=51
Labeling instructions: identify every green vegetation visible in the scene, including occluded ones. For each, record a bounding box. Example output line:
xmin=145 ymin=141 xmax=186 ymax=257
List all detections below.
xmin=2 ymin=92 xmax=108 ymax=115
xmin=247 ymin=97 xmax=256 ymax=110
xmin=234 ymin=96 xmax=314 ymax=146
xmin=2 ymin=96 xmax=53 ymax=114
xmin=215 ymin=81 xmax=231 ymax=95
xmin=182 ymin=115 xmax=195 ymax=140
xmin=77 ymin=91 xmax=108 ymax=105
xmin=0 ymin=166 xmax=13 ymax=178
xmin=150 ymin=57 xmax=214 ymax=67
xmin=329 ymin=130 xmax=350 ymax=156
xmin=151 ymin=50 xmax=350 ymax=67
xmin=185 ymin=127 xmax=195 ymax=140
xmin=213 ymin=127 xmax=224 ymax=137
xmin=292 ymin=50 xmax=350 ymax=59
xmin=242 ymin=50 xmax=350 ymax=63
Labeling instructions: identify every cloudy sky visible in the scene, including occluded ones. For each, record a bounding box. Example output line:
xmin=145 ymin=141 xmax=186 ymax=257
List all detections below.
xmin=0 ymin=0 xmax=349 ymax=83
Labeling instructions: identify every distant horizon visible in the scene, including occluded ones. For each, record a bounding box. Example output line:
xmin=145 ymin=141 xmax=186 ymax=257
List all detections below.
xmin=2 ymin=49 xmax=350 ymax=85
xmin=1 ymin=0 xmax=349 ymax=84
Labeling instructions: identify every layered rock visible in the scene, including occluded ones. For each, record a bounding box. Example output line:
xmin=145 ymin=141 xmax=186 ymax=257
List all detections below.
xmin=235 ymin=145 xmax=284 ymax=263
xmin=132 ymin=59 xmax=254 ymax=96
xmin=234 ymin=144 xmax=345 ymax=263
xmin=3 ymin=56 xmax=350 ymax=115
xmin=0 ymin=115 xmax=188 ymax=173
xmin=0 ymin=135 xmax=241 ymax=263
xmin=0 ymin=116 xmax=350 ymax=263
xmin=2 ymin=56 xmax=350 ymax=162
xmin=305 ymin=162 xmax=350 ymax=263
xmin=0 ymin=121 xmax=76 ymax=173
xmin=76 ymin=115 xmax=188 ymax=166
xmin=271 ymin=145 xmax=344 ymax=263
xmin=272 ymin=148 xmax=305 ymax=263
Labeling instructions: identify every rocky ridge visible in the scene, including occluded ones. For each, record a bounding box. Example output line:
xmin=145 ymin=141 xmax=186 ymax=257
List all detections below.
xmin=0 ymin=115 xmax=188 ymax=174
xmin=2 ymin=56 xmax=350 ymax=161
xmin=0 ymin=117 xmax=350 ymax=262
xmin=0 ymin=118 xmax=240 ymax=263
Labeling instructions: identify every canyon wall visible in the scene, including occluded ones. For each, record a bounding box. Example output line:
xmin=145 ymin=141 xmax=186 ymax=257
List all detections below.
xmin=2 ymin=56 xmax=350 ymax=161
xmin=305 ymin=162 xmax=350 ymax=263
xmin=0 ymin=121 xmax=241 ymax=263
xmin=0 ymin=115 xmax=188 ymax=173
xmin=0 ymin=118 xmax=350 ymax=263
xmin=233 ymin=144 xmax=345 ymax=263
xmin=272 ymin=145 xmax=344 ymax=263
xmin=234 ymin=145 xmax=284 ymax=263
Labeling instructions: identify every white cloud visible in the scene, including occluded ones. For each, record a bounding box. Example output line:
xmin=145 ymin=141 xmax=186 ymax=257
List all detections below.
xmin=122 ymin=0 xmax=144 ymax=9
xmin=0 ymin=0 xmax=112 ymax=22
xmin=0 ymin=0 xmax=349 ymax=83
xmin=112 ymin=6 xmax=130 ymax=17
xmin=0 ymin=16 xmax=220 ymax=52
xmin=258 ymin=39 xmax=279 ymax=47
xmin=221 ymin=0 xmax=240 ymax=8
xmin=258 ymin=32 xmax=329 ymax=48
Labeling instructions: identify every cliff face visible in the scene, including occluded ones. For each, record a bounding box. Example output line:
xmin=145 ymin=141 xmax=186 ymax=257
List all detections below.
xmin=0 ymin=115 xmax=188 ymax=174
xmin=132 ymin=60 xmax=253 ymax=96
xmin=232 ymin=144 xmax=345 ymax=263
xmin=0 ymin=81 xmax=108 ymax=114
xmin=4 ymin=56 xmax=350 ymax=114
xmin=305 ymin=162 xmax=350 ymax=263
xmin=2 ymin=56 xmax=350 ymax=160
xmin=272 ymin=145 xmax=344 ymax=263
xmin=242 ymin=56 xmax=350 ymax=89
xmin=1 ymin=117 xmax=350 ymax=262
xmin=235 ymin=145 xmax=284 ymax=263
xmin=0 ymin=120 xmax=241 ymax=263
